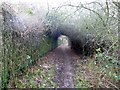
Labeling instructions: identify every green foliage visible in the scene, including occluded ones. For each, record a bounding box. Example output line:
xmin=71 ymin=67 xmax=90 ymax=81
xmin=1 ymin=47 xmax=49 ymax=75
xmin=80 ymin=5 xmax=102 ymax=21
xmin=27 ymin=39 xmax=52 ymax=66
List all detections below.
xmin=26 ymin=8 xmax=34 ymax=15
xmin=95 ymin=48 xmax=119 ymax=81
xmin=76 ymin=77 xmax=90 ymax=88
xmin=1 ymin=1 xmax=119 ymax=88
xmin=46 ymin=1 xmax=118 ymax=53
xmin=0 ymin=16 xmax=3 ymax=88
xmin=2 ymin=30 xmax=55 ymax=88
xmin=8 ymin=59 xmax=57 ymax=88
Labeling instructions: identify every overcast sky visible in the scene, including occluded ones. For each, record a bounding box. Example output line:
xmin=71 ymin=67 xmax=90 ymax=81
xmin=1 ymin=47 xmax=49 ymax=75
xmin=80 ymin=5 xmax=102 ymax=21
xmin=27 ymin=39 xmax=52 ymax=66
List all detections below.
xmin=0 ymin=0 xmax=118 ymax=12
xmin=1 ymin=0 xmax=116 ymax=7
xmin=1 ymin=0 xmax=98 ymax=4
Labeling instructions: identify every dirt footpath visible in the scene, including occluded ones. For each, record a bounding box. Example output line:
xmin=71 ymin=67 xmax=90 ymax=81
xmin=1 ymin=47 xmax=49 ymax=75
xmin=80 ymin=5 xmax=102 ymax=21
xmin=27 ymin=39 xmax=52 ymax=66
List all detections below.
xmin=53 ymin=45 xmax=79 ymax=88
xmin=8 ymin=44 xmax=82 ymax=88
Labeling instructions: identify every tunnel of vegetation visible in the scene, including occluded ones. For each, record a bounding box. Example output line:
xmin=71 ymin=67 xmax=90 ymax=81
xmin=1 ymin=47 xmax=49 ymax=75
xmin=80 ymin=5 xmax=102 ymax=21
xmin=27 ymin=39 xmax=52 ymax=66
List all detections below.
xmin=50 ymin=24 xmax=110 ymax=56
xmin=1 ymin=3 xmax=114 ymax=88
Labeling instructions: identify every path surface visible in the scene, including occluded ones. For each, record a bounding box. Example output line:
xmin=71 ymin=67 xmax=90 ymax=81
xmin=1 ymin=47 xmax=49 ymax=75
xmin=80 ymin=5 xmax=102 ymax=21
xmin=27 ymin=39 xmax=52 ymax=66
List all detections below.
xmin=53 ymin=44 xmax=78 ymax=88
xmin=9 ymin=42 xmax=82 ymax=88
xmin=8 ymin=43 xmax=118 ymax=88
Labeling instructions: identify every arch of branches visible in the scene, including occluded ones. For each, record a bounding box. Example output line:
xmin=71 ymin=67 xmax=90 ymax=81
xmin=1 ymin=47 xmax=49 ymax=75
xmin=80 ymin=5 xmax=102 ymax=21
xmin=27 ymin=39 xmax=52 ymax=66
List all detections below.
xmin=1 ymin=3 xmax=110 ymax=88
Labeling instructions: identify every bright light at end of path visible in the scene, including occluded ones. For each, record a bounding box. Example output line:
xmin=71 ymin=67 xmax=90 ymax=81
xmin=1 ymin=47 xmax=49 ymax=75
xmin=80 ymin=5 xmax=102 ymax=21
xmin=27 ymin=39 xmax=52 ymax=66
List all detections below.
xmin=58 ymin=35 xmax=69 ymax=46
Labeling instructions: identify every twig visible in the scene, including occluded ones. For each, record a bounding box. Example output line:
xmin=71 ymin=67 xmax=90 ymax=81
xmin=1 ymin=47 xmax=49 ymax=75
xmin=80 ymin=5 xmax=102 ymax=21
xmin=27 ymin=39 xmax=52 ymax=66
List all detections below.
xmin=105 ymin=79 xmax=119 ymax=89
xmin=55 ymin=3 xmax=106 ymax=27
xmin=105 ymin=0 xmax=109 ymax=24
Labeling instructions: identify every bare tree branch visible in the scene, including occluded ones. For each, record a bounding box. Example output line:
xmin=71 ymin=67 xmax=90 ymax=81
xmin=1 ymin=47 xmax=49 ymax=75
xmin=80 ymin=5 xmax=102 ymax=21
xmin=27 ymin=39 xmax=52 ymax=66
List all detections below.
xmin=105 ymin=0 xmax=109 ymax=24
xmin=55 ymin=3 xmax=107 ymax=27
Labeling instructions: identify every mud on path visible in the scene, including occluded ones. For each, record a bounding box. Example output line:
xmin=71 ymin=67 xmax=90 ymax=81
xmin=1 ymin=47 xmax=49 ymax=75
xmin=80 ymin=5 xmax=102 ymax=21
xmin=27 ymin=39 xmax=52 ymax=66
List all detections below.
xmin=54 ymin=45 xmax=78 ymax=88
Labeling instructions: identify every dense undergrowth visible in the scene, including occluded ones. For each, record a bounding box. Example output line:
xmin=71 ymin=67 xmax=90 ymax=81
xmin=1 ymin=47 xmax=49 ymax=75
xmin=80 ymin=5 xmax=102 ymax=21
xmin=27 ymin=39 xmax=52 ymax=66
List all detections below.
xmin=0 ymin=14 xmax=2 ymax=88
xmin=0 ymin=0 xmax=120 ymax=88
xmin=46 ymin=1 xmax=120 ymax=88
xmin=8 ymin=55 xmax=57 ymax=88
xmin=75 ymin=49 xmax=119 ymax=88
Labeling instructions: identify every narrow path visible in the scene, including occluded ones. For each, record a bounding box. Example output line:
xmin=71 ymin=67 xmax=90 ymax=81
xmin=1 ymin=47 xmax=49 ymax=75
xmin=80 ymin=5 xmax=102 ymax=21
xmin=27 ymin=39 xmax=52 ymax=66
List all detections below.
xmin=8 ymin=42 xmax=119 ymax=88
xmin=54 ymin=45 xmax=76 ymax=88
xmin=9 ymin=44 xmax=81 ymax=88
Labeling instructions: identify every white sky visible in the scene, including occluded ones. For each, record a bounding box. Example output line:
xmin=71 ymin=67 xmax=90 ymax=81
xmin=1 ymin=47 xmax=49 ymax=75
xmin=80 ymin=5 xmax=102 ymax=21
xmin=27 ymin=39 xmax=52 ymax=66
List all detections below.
xmin=1 ymin=0 xmax=97 ymax=4
xmin=0 ymin=0 xmax=108 ymax=7
xmin=0 ymin=0 xmax=119 ymax=10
